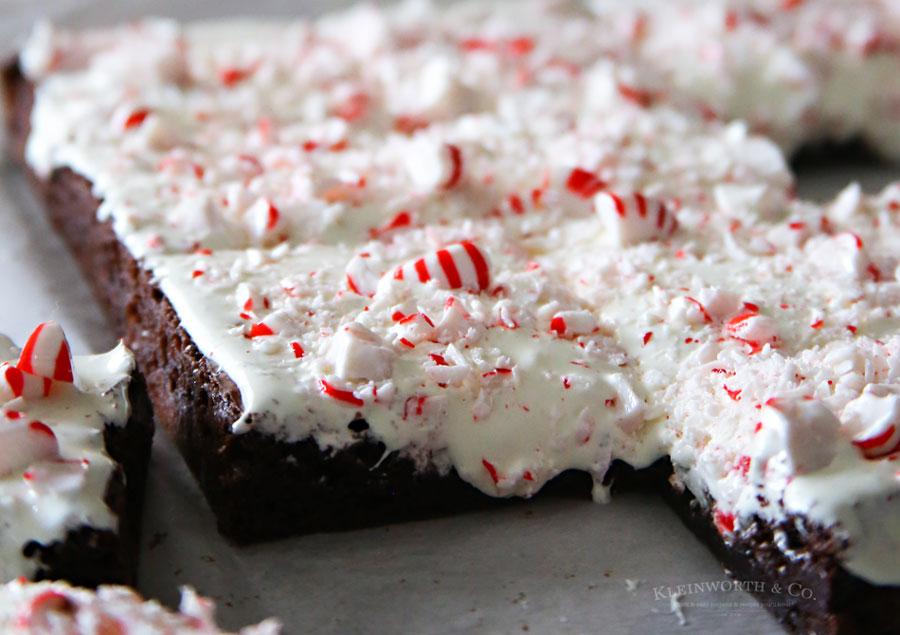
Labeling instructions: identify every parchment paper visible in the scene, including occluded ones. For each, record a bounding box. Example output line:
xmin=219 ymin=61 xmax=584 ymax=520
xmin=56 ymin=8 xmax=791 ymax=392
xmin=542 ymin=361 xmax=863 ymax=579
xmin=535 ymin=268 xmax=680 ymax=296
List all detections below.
xmin=0 ymin=1 xmax=896 ymax=632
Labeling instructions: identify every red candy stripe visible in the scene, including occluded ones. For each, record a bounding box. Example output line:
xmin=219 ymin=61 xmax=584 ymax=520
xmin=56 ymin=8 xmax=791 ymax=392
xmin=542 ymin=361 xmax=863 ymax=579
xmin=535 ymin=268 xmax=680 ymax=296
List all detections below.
xmin=4 ymin=366 xmax=24 ymax=397
xmin=853 ymin=425 xmax=900 ymax=459
xmin=318 ymin=379 xmax=364 ymax=407
xmin=436 ymin=249 xmax=462 ymax=289
xmin=566 ymin=168 xmax=605 ymax=199
xmin=441 ymin=144 xmax=463 ymax=190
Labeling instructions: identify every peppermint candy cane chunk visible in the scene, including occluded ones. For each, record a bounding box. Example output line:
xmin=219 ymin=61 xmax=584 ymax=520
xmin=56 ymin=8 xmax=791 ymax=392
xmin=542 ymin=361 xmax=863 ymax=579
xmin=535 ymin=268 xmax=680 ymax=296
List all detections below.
xmin=594 ymin=191 xmax=678 ymax=245
xmin=17 ymin=322 xmax=73 ymax=383
xmin=329 ymin=322 xmax=394 ymax=381
xmin=0 ymin=420 xmax=60 ymax=477
xmin=405 ymin=139 xmax=464 ymax=192
xmin=345 ymin=253 xmax=382 ymax=297
xmin=549 ymin=310 xmax=598 ymax=338
xmin=0 ymin=363 xmax=52 ymax=402
xmin=724 ymin=313 xmax=780 ymax=353
xmin=392 ymin=242 xmax=490 ymax=292
xmin=842 ymin=385 xmax=900 ymax=459
xmin=753 ymin=398 xmax=840 ymax=476
xmin=245 ymin=197 xmax=283 ymax=242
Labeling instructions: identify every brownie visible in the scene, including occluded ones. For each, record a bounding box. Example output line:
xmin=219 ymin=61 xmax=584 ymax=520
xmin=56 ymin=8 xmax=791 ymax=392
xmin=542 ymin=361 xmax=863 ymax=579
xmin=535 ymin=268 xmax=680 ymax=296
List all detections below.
xmin=26 ymin=375 xmax=155 ymax=587
xmin=5 ymin=59 xmax=900 ymax=633
xmin=660 ymin=472 xmax=900 ymax=635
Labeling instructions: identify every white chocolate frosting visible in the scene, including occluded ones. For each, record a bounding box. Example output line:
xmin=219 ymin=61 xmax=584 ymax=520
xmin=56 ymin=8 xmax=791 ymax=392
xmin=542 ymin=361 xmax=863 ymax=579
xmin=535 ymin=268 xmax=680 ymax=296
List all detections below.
xmin=0 ymin=332 xmax=135 ymax=582
xmin=17 ymin=0 xmax=900 ymax=584
xmin=0 ymin=579 xmax=280 ymax=634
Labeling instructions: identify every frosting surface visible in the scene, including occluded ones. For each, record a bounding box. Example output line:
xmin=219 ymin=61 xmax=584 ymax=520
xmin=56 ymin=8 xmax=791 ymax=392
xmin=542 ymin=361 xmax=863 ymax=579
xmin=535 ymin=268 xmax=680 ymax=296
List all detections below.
xmin=17 ymin=0 xmax=900 ymax=584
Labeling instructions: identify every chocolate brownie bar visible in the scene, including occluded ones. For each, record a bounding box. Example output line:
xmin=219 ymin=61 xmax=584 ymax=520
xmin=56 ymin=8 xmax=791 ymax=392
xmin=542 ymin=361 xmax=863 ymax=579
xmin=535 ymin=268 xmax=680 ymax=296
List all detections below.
xmin=0 ymin=321 xmax=153 ymax=587
xmin=3 ymin=62 xmax=506 ymax=544
xmin=7 ymin=3 xmax=900 ymax=633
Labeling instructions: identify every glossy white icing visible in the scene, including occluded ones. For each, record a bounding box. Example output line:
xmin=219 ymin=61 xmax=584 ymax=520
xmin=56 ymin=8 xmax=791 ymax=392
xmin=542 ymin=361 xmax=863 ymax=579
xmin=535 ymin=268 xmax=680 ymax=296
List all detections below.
xmin=17 ymin=0 xmax=900 ymax=584
xmin=0 ymin=334 xmax=134 ymax=582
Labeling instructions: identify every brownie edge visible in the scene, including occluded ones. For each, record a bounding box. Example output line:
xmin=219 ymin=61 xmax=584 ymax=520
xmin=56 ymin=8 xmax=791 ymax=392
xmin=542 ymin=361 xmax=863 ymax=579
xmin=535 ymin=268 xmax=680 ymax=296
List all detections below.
xmin=659 ymin=465 xmax=900 ymax=635
xmin=29 ymin=374 xmax=155 ymax=587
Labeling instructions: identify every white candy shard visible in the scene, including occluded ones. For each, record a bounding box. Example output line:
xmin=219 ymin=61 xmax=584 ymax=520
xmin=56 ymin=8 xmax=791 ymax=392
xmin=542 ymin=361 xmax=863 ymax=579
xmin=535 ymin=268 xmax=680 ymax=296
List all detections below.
xmin=608 ymin=373 xmax=645 ymax=434
xmin=392 ymin=313 xmax=436 ymax=347
xmin=329 ymin=322 xmax=394 ymax=381
xmin=830 ymin=182 xmax=863 ymax=222
xmin=424 ymin=351 xmax=470 ymax=386
xmin=811 ymin=232 xmax=875 ymax=280
xmin=594 ymin=191 xmax=677 ymax=245
xmin=173 ymin=194 xmax=224 ymax=240
xmin=842 ymin=384 xmax=900 ymax=459
xmin=713 ymin=183 xmax=767 ymax=217
xmin=754 ymin=398 xmax=840 ymax=476
xmin=392 ymin=242 xmax=490 ymax=292
xmin=696 ymin=288 xmax=743 ymax=322
xmin=435 ymin=297 xmax=470 ymax=341
xmin=0 ymin=420 xmax=60 ymax=477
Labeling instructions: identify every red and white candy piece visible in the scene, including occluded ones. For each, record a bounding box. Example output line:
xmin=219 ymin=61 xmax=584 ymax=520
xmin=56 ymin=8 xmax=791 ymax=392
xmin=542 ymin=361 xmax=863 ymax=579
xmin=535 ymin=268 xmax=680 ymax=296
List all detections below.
xmin=236 ymin=282 xmax=265 ymax=314
xmin=391 ymin=242 xmax=490 ymax=293
xmin=392 ymin=312 xmax=436 ymax=348
xmin=695 ymin=289 xmax=743 ymax=322
xmin=0 ymin=364 xmax=51 ymax=402
xmin=345 ymin=253 xmax=381 ymax=297
xmin=724 ymin=312 xmax=780 ymax=353
xmin=753 ymin=397 xmax=840 ymax=476
xmin=549 ymin=310 xmax=598 ymax=338
xmin=17 ymin=322 xmax=73 ymax=383
xmin=244 ymin=197 xmax=283 ymax=241
xmin=405 ymin=140 xmax=464 ymax=192
xmin=435 ymin=297 xmax=471 ymax=341
xmin=0 ymin=420 xmax=60 ymax=477
xmin=594 ymin=191 xmax=678 ymax=245
xmin=842 ymin=384 xmax=900 ymax=459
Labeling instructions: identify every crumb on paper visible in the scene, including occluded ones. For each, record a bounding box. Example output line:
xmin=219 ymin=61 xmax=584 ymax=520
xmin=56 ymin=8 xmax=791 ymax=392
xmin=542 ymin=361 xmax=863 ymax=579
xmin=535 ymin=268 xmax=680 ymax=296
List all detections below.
xmin=670 ymin=593 xmax=687 ymax=626
xmin=625 ymin=578 xmax=640 ymax=592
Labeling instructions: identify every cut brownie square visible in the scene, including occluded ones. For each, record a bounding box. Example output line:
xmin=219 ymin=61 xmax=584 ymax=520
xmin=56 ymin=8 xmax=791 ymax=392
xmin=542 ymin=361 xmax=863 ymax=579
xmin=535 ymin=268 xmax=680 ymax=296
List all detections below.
xmin=0 ymin=322 xmax=153 ymax=587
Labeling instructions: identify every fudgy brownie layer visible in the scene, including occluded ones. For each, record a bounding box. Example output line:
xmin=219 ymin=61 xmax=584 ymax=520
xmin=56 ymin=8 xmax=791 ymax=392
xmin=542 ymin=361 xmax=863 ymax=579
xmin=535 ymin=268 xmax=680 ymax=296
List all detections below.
xmin=659 ymin=470 xmax=900 ymax=635
xmin=29 ymin=376 xmax=155 ymax=587
xmin=6 ymin=60 xmax=899 ymax=633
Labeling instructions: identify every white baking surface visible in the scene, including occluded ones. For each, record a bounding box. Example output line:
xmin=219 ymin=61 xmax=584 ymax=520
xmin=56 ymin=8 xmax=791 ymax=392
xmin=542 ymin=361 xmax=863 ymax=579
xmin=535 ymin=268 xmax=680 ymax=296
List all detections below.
xmin=0 ymin=1 xmax=897 ymax=633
